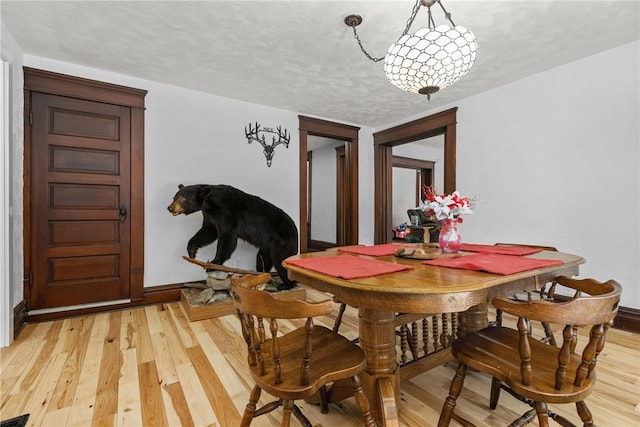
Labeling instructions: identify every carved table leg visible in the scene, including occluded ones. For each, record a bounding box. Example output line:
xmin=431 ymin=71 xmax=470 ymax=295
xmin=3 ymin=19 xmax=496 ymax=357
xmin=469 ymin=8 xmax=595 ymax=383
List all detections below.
xmin=358 ymin=308 xmax=400 ymax=427
xmin=457 ymin=303 xmax=489 ymax=337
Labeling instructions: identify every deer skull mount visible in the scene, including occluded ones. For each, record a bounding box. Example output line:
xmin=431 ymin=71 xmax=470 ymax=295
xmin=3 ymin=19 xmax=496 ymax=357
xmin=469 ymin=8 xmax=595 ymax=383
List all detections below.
xmin=244 ymin=122 xmax=290 ymax=167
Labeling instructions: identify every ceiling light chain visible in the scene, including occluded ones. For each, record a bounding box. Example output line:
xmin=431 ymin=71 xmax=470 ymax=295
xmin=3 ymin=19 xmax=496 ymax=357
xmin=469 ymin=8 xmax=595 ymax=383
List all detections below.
xmin=349 ymin=21 xmax=384 ymax=62
xmin=347 ymin=0 xmax=423 ymax=63
xmin=345 ymin=0 xmax=478 ymax=99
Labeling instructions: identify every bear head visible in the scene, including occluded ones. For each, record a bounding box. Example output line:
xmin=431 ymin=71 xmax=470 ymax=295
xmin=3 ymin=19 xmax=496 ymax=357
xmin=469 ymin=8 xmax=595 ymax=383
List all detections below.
xmin=167 ymin=184 xmax=212 ymax=216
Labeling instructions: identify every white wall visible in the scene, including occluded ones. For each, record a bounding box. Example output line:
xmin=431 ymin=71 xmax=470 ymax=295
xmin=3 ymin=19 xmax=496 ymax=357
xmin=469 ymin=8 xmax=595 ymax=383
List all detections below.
xmin=1 ymin=20 xmax=25 ymax=347
xmin=393 ymin=137 xmax=445 ymax=191
xmin=392 ymin=167 xmax=417 ymax=227
xmin=310 ymin=142 xmax=340 ymax=243
xmin=357 ymin=131 xmax=375 ymax=246
xmin=372 ymin=41 xmax=640 ymax=307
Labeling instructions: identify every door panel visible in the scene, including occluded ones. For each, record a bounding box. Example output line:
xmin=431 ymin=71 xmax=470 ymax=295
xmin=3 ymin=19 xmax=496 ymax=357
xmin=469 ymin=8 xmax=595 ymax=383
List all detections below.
xmin=30 ymin=92 xmax=131 ymax=309
xmin=50 ymin=145 xmax=120 ymax=175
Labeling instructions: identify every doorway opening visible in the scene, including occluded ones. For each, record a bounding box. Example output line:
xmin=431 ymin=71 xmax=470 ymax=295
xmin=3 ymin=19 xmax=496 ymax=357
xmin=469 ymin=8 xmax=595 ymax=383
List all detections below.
xmin=373 ymin=108 xmax=458 ymax=243
xmin=298 ymin=116 xmax=359 ymax=253
xmin=392 ymin=156 xmax=435 ymax=227
xmin=306 ymin=138 xmax=349 ymax=251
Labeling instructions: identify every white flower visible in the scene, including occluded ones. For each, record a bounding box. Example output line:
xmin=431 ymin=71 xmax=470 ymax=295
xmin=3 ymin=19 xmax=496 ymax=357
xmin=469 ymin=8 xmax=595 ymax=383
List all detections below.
xmin=423 ymin=189 xmax=473 ymax=221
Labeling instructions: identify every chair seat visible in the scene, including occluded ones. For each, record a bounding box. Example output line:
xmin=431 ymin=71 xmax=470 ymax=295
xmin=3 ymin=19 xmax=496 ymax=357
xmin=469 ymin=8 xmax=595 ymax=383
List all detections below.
xmin=249 ymin=326 xmax=366 ymax=400
xmin=452 ymin=326 xmax=594 ymax=403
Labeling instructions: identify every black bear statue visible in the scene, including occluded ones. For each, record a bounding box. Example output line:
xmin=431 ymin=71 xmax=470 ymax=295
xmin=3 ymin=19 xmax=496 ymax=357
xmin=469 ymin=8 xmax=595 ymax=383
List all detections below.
xmin=167 ymin=184 xmax=298 ymax=290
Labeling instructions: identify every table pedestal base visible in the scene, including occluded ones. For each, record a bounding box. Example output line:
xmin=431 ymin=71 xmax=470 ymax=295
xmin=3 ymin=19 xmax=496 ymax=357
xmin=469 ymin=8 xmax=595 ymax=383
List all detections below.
xmin=358 ymin=308 xmax=400 ymax=426
xmin=457 ymin=303 xmax=489 ymax=336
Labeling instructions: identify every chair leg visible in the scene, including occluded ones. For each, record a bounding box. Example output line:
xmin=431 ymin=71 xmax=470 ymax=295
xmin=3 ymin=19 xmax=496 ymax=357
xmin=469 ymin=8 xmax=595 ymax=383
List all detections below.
xmin=350 ymin=374 xmax=377 ymax=427
xmin=509 ymin=408 xmax=536 ymax=427
xmin=281 ymin=399 xmax=294 ymax=427
xmin=292 ymin=404 xmax=313 ymax=427
xmin=318 ymin=385 xmax=329 ymax=413
xmin=541 ymin=321 xmax=557 ymax=346
xmin=492 ymin=308 xmax=503 ymax=327
xmin=576 ymin=401 xmax=595 ymax=427
xmin=534 ymin=401 xmax=550 ymax=427
xmin=241 ymin=385 xmax=262 ymax=427
xmin=438 ymin=362 xmax=468 ymax=427
xmin=333 ymin=302 xmax=347 ymax=332
xmin=489 ymin=377 xmax=502 ymax=409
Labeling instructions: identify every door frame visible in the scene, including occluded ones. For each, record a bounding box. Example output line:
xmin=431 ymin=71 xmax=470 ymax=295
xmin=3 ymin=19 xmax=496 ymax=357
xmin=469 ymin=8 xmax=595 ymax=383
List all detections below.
xmin=335 ymin=145 xmax=347 ymax=246
xmin=23 ymin=67 xmax=147 ymax=310
xmin=373 ymin=107 xmax=458 ymax=243
xmin=298 ymin=116 xmax=359 ymax=253
xmin=392 ymin=156 xmax=435 ymax=207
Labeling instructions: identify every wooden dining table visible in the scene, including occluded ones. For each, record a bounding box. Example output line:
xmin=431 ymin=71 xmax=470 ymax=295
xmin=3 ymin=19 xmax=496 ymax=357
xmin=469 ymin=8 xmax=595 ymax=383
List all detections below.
xmin=283 ymin=246 xmax=585 ymax=427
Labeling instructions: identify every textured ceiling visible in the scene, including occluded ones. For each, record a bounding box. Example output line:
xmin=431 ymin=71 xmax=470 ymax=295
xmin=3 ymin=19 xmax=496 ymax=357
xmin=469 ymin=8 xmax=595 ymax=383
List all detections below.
xmin=2 ymin=1 xmax=639 ymax=128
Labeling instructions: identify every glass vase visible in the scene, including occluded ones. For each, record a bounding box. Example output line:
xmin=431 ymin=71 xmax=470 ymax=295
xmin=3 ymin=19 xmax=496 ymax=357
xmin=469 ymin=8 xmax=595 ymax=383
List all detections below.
xmin=439 ymin=218 xmax=462 ymax=253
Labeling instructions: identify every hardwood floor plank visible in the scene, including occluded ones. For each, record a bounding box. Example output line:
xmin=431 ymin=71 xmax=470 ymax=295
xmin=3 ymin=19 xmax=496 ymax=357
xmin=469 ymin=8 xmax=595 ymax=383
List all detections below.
xmin=91 ymin=312 xmax=122 ymax=425
xmin=46 ymin=317 xmax=85 ymax=410
xmin=201 ymin=317 xmax=246 ymax=355
xmin=2 ymin=340 xmax=45 ymax=397
xmin=174 ymin=361 xmax=219 ymax=426
xmin=132 ymin=309 xmax=154 ymax=365
xmin=47 ymin=315 xmax=95 ymax=413
xmin=146 ymin=307 xmax=192 ymax=427
xmin=157 ymin=305 xmax=191 ymax=367
xmin=144 ymin=305 xmax=165 ymax=336
xmin=40 ymin=406 xmax=72 ymax=427
xmin=120 ymin=310 xmax=136 ymax=352
xmin=117 ymin=344 xmax=143 ymax=427
xmin=146 ymin=312 xmax=180 ymax=387
xmin=138 ymin=360 xmax=169 ymax=427
xmin=9 ymin=321 xmax=62 ymax=394
xmin=0 ymin=389 xmax=33 ymax=421
xmin=162 ymin=381 xmax=195 ymax=427
xmin=186 ymin=344 xmax=242 ymax=426
xmin=22 ymin=351 xmax=68 ymax=427
xmin=66 ymin=313 xmax=109 ymax=426
xmin=166 ymin=303 xmax=197 ymax=348
xmin=192 ymin=320 xmax=246 ymax=399
xmin=0 ymin=324 xmax=37 ymax=376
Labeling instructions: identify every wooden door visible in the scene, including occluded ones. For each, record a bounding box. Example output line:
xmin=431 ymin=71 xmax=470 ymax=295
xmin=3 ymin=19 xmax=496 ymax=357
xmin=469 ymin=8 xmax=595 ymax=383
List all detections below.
xmin=29 ymin=93 xmax=132 ymax=309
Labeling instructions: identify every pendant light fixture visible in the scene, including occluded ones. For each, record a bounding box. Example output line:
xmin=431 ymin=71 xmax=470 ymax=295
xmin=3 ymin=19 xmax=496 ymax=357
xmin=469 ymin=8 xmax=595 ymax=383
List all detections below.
xmin=345 ymin=0 xmax=478 ymax=99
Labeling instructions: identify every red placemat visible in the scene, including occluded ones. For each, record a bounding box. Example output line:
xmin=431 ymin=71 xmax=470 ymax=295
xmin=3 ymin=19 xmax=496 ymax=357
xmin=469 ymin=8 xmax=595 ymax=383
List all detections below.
xmin=422 ymin=253 xmax=563 ymax=275
xmin=459 ymin=243 xmax=543 ymax=256
xmin=338 ymin=243 xmax=400 ymax=257
xmin=286 ymin=255 xmax=414 ymax=279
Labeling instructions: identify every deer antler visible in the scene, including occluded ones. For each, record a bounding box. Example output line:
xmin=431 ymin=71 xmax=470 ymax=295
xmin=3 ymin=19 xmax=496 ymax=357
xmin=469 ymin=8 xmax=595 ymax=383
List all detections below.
xmin=271 ymin=125 xmax=290 ymax=148
xmin=245 ymin=122 xmax=266 ymax=147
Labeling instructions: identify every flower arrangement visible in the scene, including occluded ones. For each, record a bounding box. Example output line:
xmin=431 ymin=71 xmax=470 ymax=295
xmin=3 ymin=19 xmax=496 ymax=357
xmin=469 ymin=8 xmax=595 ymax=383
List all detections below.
xmin=421 ymin=185 xmax=473 ymax=223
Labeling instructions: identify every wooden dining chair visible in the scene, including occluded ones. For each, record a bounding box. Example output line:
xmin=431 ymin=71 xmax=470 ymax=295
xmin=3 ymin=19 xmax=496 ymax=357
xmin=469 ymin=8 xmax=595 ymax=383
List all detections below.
xmin=230 ymin=273 xmax=377 ymax=427
xmin=438 ymin=275 xmax=621 ymax=427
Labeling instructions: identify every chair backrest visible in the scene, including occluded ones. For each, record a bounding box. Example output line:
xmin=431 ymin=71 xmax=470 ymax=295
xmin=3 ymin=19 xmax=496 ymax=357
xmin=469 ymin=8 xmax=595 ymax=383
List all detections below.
xmin=230 ymin=273 xmax=335 ymax=386
xmin=491 ymin=276 xmax=621 ymax=389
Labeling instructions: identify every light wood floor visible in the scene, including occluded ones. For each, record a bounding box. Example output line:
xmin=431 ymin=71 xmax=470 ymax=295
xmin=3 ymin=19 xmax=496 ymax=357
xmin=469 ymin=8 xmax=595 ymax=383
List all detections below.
xmin=2 ymin=287 xmax=639 ymax=427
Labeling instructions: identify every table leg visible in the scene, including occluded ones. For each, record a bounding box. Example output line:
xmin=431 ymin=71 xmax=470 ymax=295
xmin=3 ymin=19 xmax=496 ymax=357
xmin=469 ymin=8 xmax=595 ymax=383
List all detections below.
xmin=358 ymin=308 xmax=400 ymax=427
xmin=457 ymin=303 xmax=489 ymax=336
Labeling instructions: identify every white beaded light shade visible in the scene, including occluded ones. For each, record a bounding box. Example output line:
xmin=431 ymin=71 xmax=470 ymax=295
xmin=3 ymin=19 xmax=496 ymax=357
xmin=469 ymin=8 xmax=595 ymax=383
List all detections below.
xmin=384 ymin=24 xmax=478 ymax=96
